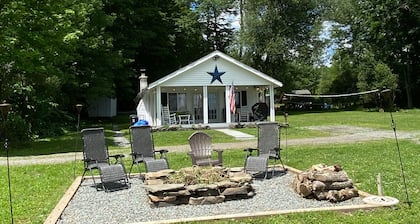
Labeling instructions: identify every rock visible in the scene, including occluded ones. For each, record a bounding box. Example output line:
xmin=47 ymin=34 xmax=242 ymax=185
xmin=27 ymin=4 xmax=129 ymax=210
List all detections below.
xmin=145 ymin=179 xmax=165 ymax=185
xmin=186 ymin=184 xmax=218 ymax=192
xmin=144 ymin=170 xmax=174 ymax=180
xmin=165 ymin=189 xmax=191 ymax=196
xmin=189 ymin=196 xmax=225 ymax=205
xmin=215 ymin=181 xmax=240 ymax=188
xmin=229 ymin=172 xmax=252 ymax=183
xmin=145 ymin=184 xmax=185 ymax=193
xmin=221 ymin=186 xmax=250 ymax=196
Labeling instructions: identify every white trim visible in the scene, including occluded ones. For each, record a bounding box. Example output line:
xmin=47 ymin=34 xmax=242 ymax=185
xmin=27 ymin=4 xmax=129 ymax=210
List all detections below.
xmin=203 ymin=86 xmax=208 ymax=124
xmin=225 ymin=86 xmax=232 ymax=123
xmin=156 ymin=87 xmax=162 ymax=126
xmin=269 ymin=85 xmax=275 ymax=122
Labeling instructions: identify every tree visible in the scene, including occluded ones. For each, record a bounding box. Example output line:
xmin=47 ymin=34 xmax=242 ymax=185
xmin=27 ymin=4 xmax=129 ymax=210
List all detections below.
xmin=239 ymin=0 xmax=327 ymax=93
xmin=327 ymin=0 xmax=420 ymax=108
xmin=0 ymin=0 xmax=120 ymax=138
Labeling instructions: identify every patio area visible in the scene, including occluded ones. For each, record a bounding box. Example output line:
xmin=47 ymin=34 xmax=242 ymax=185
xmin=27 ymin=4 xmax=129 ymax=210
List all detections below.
xmin=47 ymin=165 xmax=393 ymax=224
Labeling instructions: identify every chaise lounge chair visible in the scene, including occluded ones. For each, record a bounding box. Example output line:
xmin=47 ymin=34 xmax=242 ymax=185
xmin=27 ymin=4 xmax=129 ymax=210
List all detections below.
xmin=129 ymin=125 xmax=169 ymax=177
xmin=81 ymin=127 xmax=130 ymax=192
xmin=244 ymin=122 xmax=286 ymax=178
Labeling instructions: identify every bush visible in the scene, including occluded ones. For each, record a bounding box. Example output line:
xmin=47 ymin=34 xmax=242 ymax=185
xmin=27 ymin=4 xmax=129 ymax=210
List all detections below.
xmin=0 ymin=112 xmax=31 ymax=142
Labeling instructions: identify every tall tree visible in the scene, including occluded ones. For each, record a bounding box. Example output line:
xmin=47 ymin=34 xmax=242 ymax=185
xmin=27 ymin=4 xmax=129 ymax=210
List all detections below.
xmin=327 ymin=0 xmax=420 ymax=108
xmin=194 ymin=0 xmax=237 ymax=51
xmin=0 ymin=0 xmax=120 ymax=138
xmin=239 ymin=0 xmax=327 ymax=93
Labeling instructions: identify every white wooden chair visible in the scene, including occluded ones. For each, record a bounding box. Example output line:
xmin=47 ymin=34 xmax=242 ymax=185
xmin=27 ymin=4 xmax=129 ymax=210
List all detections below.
xmin=239 ymin=107 xmax=250 ymax=122
xmin=162 ymin=106 xmax=177 ymax=125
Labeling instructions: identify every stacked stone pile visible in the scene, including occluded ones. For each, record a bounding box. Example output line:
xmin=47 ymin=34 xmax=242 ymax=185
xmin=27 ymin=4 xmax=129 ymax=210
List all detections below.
xmin=144 ymin=167 xmax=255 ymax=207
xmin=292 ymin=164 xmax=359 ymax=203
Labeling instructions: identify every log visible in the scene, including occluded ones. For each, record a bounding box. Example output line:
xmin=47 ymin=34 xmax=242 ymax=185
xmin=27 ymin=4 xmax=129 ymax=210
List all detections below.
xmin=298 ymin=182 xmax=312 ymax=197
xmin=311 ymin=170 xmax=349 ymax=182
xmin=339 ymin=188 xmax=359 ymax=201
xmin=326 ymin=190 xmax=340 ymax=202
xmin=312 ymin=180 xmax=354 ymax=191
xmin=311 ymin=181 xmax=326 ymax=191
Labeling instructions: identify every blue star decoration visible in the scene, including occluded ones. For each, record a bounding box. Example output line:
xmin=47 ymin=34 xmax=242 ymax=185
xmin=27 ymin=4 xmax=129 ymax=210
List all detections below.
xmin=207 ymin=65 xmax=225 ymax=84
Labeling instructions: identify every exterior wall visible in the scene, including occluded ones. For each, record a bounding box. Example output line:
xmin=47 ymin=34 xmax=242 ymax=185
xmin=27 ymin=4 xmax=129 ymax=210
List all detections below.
xmin=163 ymin=57 xmax=274 ymax=87
xmin=87 ymin=97 xmax=117 ymax=117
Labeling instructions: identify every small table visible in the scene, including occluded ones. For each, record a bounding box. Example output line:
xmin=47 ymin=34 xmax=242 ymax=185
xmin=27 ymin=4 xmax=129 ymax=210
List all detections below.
xmin=178 ymin=114 xmax=191 ymax=124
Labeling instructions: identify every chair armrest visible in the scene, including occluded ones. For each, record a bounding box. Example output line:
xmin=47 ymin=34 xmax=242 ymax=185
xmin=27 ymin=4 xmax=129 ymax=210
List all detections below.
xmin=82 ymin=158 xmax=95 ymax=162
xmin=213 ymin=148 xmax=223 ymax=152
xmin=244 ymin=148 xmax=258 ymax=152
xmin=110 ymin=154 xmax=125 ymax=163
xmin=273 ymin=147 xmax=282 ymax=152
xmin=110 ymin=154 xmax=125 ymax=159
xmin=154 ymin=149 xmax=168 ymax=159
xmin=154 ymin=149 xmax=169 ymax=154
xmin=244 ymin=148 xmax=258 ymax=156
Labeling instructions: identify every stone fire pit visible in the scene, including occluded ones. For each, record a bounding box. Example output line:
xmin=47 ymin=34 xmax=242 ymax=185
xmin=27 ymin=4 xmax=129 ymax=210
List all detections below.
xmin=143 ymin=166 xmax=255 ymax=207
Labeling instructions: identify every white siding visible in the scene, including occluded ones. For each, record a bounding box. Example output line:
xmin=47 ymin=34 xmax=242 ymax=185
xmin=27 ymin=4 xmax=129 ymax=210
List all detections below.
xmin=162 ymin=58 xmax=273 ymax=87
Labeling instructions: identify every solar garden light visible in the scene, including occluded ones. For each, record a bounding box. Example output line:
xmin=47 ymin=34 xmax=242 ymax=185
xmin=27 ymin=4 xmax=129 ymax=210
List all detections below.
xmin=75 ymin=104 xmax=83 ymax=131
xmin=73 ymin=104 xmax=83 ymax=178
xmin=0 ymin=101 xmax=14 ymax=224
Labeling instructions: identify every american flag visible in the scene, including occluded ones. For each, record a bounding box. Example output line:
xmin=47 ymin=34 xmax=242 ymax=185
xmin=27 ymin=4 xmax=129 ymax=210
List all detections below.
xmin=229 ymin=83 xmax=236 ymax=114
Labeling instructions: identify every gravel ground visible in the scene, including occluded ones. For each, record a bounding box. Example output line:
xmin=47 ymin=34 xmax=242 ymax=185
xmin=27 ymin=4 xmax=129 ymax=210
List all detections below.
xmin=56 ymin=172 xmax=365 ymax=224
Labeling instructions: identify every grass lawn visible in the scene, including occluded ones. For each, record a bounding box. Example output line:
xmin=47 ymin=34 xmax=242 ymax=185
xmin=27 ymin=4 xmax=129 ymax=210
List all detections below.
xmin=0 ymin=110 xmax=419 ymax=223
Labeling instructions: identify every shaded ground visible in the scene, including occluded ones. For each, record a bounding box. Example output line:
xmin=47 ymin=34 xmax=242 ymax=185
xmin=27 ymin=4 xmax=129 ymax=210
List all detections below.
xmin=1 ymin=125 xmax=419 ymax=166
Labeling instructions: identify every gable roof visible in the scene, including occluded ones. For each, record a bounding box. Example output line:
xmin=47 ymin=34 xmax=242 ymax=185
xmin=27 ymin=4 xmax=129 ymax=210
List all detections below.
xmin=148 ymin=51 xmax=283 ymax=89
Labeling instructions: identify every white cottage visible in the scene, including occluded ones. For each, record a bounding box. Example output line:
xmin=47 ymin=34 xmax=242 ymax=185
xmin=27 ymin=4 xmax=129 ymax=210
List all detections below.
xmin=136 ymin=50 xmax=283 ymax=127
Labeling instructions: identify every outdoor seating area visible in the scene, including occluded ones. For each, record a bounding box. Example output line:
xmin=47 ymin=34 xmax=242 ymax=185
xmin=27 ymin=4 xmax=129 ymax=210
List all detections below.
xmin=38 ymin=117 xmax=410 ymax=224
xmin=79 ymin=122 xmax=288 ymax=192
xmin=52 ymin=164 xmax=382 ymax=224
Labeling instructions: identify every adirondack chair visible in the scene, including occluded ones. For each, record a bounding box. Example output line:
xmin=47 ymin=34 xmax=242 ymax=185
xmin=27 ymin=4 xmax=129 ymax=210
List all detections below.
xmin=188 ymin=132 xmax=223 ymax=166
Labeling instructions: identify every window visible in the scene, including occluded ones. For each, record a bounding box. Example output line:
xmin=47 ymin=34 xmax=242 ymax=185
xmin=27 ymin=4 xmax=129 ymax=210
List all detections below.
xmin=235 ymin=91 xmax=248 ymax=108
xmin=162 ymin=92 xmax=187 ymax=112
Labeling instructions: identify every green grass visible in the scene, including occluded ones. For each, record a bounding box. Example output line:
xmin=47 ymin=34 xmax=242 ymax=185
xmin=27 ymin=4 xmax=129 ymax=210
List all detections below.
xmin=283 ymin=109 xmax=420 ymax=131
xmin=1 ymin=110 xmax=420 ymax=223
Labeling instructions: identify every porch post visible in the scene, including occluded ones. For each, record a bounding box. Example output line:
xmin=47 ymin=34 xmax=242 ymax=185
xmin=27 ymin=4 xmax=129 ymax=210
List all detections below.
xmin=269 ymin=85 xmax=275 ymax=122
xmin=203 ymin=85 xmax=208 ymax=124
xmin=225 ymin=85 xmax=232 ymax=123
xmin=156 ymin=86 xmax=162 ymax=125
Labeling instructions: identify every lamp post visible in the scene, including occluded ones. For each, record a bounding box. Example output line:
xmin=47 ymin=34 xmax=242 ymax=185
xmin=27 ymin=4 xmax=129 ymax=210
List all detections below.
xmin=73 ymin=104 xmax=83 ymax=178
xmin=1 ymin=101 xmax=13 ymax=224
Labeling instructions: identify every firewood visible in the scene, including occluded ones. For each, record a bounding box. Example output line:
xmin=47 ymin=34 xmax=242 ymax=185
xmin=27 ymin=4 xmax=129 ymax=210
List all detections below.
xmin=312 ymin=170 xmax=349 ymax=182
